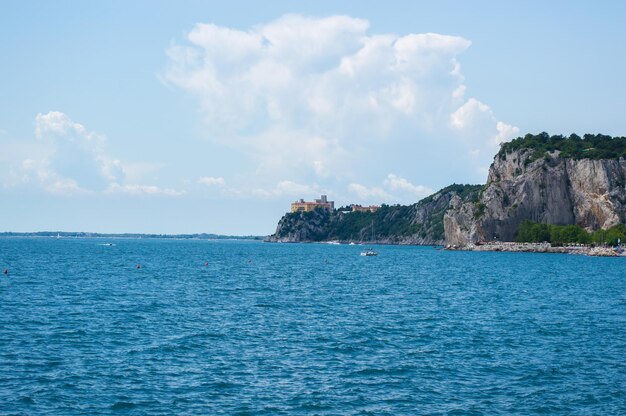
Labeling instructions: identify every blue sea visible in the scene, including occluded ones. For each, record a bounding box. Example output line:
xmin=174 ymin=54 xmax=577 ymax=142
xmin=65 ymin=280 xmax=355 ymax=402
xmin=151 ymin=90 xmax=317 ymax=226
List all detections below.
xmin=0 ymin=237 xmax=625 ymax=415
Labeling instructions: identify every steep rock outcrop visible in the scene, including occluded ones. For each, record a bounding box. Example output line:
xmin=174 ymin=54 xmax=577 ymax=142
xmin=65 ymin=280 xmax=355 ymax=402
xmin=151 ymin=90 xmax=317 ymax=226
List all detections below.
xmin=443 ymin=194 xmax=479 ymax=246
xmin=445 ymin=150 xmax=626 ymax=245
xmin=266 ymin=209 xmax=332 ymax=243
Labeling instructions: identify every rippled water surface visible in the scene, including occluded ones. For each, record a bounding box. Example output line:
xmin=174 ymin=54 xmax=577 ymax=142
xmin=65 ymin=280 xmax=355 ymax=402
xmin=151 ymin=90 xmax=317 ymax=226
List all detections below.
xmin=1 ymin=237 xmax=625 ymax=415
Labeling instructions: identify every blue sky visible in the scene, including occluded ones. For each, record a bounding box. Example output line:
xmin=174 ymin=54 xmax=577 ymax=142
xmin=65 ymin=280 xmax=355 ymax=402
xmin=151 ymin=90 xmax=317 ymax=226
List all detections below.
xmin=1 ymin=1 xmax=625 ymax=235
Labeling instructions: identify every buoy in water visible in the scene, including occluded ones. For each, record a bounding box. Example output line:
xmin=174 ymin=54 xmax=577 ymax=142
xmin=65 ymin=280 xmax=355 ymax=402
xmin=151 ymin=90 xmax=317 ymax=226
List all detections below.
xmin=205 ymin=261 xmax=209 ymax=266
xmin=136 ymin=264 xmax=141 ymax=269
xmin=3 ymin=269 xmax=8 ymax=275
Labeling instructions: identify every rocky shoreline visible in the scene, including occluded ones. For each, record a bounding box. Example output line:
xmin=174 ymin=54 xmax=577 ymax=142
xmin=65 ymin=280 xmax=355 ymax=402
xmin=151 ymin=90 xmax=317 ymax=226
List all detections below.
xmin=445 ymin=242 xmax=625 ymax=257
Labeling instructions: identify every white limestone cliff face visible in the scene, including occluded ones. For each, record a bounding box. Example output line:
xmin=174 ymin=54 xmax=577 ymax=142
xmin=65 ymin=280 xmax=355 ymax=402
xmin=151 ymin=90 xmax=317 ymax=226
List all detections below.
xmin=566 ymin=157 xmax=626 ymax=229
xmin=443 ymin=194 xmax=480 ymax=246
xmin=444 ymin=150 xmax=626 ymax=245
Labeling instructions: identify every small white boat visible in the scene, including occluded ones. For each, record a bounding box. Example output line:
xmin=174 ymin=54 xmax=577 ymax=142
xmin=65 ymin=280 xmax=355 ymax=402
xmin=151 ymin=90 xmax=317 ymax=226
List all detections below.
xmin=360 ymin=249 xmax=378 ymax=256
xmin=360 ymin=221 xmax=378 ymax=256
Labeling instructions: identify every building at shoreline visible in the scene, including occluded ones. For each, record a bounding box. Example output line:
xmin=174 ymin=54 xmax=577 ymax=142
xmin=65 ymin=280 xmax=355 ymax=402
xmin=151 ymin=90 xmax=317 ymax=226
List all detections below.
xmin=291 ymin=195 xmax=335 ymax=213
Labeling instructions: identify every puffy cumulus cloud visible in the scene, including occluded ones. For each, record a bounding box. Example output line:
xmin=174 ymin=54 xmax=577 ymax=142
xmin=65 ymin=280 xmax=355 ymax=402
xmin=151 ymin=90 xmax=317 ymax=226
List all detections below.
xmin=164 ymin=14 xmax=519 ymax=200
xmin=348 ymin=183 xmax=391 ymax=201
xmin=450 ymin=98 xmax=519 ymax=153
xmin=35 ymin=112 xmax=101 ymax=146
xmin=349 ymin=173 xmax=433 ymax=204
xmin=248 ymin=127 xmax=351 ymax=179
xmin=2 ymin=112 xmax=184 ymax=197
xmin=166 ymin=17 xmax=504 ymax=169
xmin=493 ymin=121 xmax=520 ymax=146
xmin=24 ymin=111 xmax=120 ymax=194
xmin=198 ymin=176 xmax=225 ymax=186
xmin=384 ymin=174 xmax=433 ymax=199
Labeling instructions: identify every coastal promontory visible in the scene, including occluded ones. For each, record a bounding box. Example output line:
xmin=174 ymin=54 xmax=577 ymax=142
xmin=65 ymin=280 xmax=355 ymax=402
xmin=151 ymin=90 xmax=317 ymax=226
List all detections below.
xmin=268 ymin=133 xmax=626 ymax=248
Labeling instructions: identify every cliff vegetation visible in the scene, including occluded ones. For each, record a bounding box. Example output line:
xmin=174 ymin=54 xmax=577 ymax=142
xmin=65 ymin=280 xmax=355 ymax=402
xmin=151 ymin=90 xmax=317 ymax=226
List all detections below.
xmin=270 ymin=132 xmax=626 ymax=246
xmin=515 ymin=221 xmax=626 ymax=246
xmin=268 ymin=184 xmax=481 ymax=244
xmin=498 ymin=132 xmax=626 ymax=162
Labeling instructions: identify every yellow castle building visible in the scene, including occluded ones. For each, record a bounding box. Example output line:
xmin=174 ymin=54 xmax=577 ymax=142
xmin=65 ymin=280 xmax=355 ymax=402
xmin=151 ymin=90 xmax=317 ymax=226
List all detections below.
xmin=291 ymin=195 xmax=335 ymax=213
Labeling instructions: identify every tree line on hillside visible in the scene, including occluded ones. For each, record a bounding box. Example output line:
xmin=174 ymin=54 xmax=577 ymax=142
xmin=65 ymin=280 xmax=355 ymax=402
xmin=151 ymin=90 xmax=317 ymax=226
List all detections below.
xmin=498 ymin=132 xmax=626 ymax=162
xmin=288 ymin=204 xmax=421 ymax=241
xmin=515 ymin=220 xmax=626 ymax=246
xmin=281 ymin=184 xmax=483 ymax=242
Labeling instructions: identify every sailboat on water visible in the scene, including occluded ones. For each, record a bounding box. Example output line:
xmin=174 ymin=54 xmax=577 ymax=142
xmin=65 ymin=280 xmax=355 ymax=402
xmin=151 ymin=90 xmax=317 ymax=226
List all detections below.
xmin=360 ymin=220 xmax=378 ymax=256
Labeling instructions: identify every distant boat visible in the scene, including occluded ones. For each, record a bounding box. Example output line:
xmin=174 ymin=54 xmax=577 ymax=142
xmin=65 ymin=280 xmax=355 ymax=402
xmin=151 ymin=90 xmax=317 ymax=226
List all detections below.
xmin=360 ymin=220 xmax=378 ymax=256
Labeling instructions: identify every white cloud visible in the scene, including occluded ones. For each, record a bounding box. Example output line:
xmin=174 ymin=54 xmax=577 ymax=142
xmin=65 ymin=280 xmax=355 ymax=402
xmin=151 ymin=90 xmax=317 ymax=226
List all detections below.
xmin=1 ymin=112 xmax=184 ymax=197
xmin=251 ymin=180 xmax=323 ymax=199
xmin=450 ymin=98 xmax=491 ymax=131
xmin=27 ymin=111 xmax=122 ymax=193
xmin=164 ymin=15 xmax=511 ymax=184
xmin=348 ymin=173 xmax=434 ymax=204
xmin=106 ymin=183 xmax=185 ymax=197
xmin=198 ymin=176 xmax=225 ymax=186
xmin=347 ymin=183 xmax=391 ymax=201
xmin=19 ymin=156 xmax=87 ymax=195
xmin=493 ymin=121 xmax=520 ymax=146
xmin=450 ymin=98 xmax=519 ymax=159
xmin=384 ymin=174 xmax=433 ymax=199
xmin=194 ymin=178 xmax=325 ymax=200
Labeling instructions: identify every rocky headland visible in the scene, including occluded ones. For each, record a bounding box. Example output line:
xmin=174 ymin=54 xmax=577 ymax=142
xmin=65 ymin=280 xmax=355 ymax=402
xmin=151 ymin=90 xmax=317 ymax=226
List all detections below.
xmin=445 ymin=140 xmax=626 ymax=245
xmin=268 ymin=133 xmax=626 ymax=255
xmin=266 ymin=184 xmax=481 ymax=245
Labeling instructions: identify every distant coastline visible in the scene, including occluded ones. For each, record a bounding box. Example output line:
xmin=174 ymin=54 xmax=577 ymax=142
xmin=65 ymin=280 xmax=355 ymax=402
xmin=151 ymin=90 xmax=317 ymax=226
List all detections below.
xmin=0 ymin=231 xmax=263 ymax=240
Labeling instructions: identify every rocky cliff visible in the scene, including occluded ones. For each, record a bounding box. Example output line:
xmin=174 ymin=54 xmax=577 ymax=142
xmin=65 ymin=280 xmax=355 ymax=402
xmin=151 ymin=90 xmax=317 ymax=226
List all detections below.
xmin=267 ymin=184 xmax=482 ymax=245
xmin=444 ymin=149 xmax=626 ymax=245
xmin=268 ymin=133 xmax=626 ymax=246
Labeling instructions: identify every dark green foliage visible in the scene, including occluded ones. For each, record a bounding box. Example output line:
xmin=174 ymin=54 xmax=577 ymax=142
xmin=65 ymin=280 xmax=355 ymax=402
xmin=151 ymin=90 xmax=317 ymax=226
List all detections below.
xmin=516 ymin=220 xmax=590 ymax=245
xmin=591 ymin=224 xmax=626 ymax=246
xmin=418 ymin=184 xmax=482 ymax=205
xmin=326 ymin=204 xmax=421 ymax=241
xmin=516 ymin=221 xmax=551 ymax=243
xmin=274 ymin=184 xmax=483 ymax=243
xmin=516 ymin=220 xmax=626 ymax=246
xmin=498 ymin=132 xmax=626 ymax=161
xmin=550 ymin=225 xmax=591 ymax=246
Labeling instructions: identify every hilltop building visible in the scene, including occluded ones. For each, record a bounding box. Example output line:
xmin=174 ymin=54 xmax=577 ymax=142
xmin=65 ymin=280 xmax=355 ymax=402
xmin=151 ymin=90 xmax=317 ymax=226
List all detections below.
xmin=350 ymin=204 xmax=380 ymax=213
xmin=291 ymin=195 xmax=335 ymax=213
